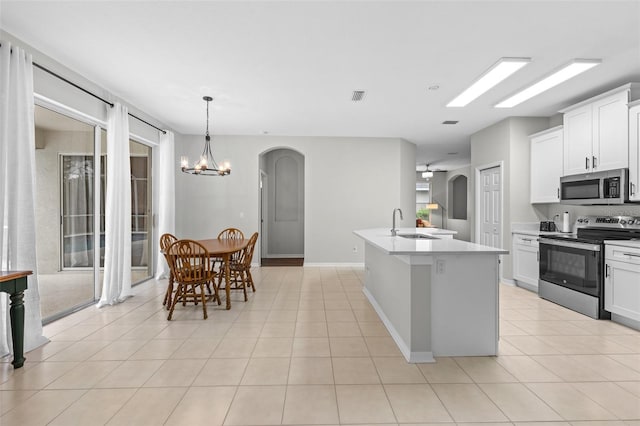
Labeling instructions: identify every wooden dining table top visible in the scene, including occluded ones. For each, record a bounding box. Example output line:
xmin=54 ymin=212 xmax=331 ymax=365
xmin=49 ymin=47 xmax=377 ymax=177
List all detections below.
xmin=0 ymin=271 xmax=33 ymax=283
xmin=197 ymin=238 xmax=248 ymax=255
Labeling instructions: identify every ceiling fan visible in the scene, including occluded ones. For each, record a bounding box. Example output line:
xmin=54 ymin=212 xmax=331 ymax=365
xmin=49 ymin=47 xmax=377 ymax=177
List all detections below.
xmin=416 ymin=163 xmax=444 ymax=178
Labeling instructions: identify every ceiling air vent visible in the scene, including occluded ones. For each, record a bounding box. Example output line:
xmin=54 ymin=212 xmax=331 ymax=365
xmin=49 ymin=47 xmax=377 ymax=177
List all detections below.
xmin=442 ymin=120 xmax=459 ymax=125
xmin=352 ymin=90 xmax=366 ymax=102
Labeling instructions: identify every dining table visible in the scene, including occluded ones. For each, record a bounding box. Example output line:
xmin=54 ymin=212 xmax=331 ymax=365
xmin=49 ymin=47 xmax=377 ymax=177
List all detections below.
xmin=197 ymin=238 xmax=248 ymax=310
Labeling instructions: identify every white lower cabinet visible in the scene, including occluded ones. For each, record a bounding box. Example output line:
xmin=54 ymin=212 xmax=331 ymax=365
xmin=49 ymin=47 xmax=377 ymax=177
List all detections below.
xmin=512 ymin=234 xmax=539 ymax=291
xmin=605 ymin=244 xmax=640 ymax=322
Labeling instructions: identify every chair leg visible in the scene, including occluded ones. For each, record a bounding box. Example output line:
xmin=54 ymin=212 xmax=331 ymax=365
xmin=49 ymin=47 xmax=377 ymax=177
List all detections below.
xmin=246 ymin=269 xmax=256 ymax=292
xmin=211 ymin=276 xmax=221 ymax=305
xmin=167 ymin=283 xmax=182 ymax=320
xmin=164 ymin=274 xmax=174 ymax=309
xmin=200 ymin=283 xmax=208 ymax=320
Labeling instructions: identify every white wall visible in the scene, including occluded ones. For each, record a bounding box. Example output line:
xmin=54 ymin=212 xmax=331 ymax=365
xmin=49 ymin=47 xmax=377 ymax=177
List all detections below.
xmin=175 ymin=134 xmax=416 ymax=264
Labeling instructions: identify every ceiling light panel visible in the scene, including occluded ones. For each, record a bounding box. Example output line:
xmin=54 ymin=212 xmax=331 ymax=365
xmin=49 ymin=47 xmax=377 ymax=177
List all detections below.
xmin=495 ymin=59 xmax=601 ymax=108
xmin=447 ymin=57 xmax=531 ymax=107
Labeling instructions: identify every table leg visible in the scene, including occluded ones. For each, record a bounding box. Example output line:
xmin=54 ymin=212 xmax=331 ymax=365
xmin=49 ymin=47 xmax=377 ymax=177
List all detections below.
xmin=9 ymin=290 xmax=25 ymax=368
xmin=224 ymin=254 xmax=231 ymax=310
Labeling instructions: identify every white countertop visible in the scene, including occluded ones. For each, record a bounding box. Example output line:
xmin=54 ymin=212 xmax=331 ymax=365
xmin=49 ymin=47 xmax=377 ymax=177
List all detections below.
xmin=511 ymin=222 xmax=569 ymax=237
xmin=512 ymin=230 xmax=567 ymax=237
xmin=354 ymin=228 xmax=509 ymax=255
xmin=604 ymin=240 xmax=640 ymax=249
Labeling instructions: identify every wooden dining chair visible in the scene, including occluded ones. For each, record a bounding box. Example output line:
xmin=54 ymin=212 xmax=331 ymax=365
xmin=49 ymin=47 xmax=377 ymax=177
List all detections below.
xmin=218 ymin=228 xmax=245 ymax=240
xmin=166 ymin=239 xmax=219 ymax=320
xmin=159 ymin=233 xmax=178 ymax=309
xmin=220 ymin=232 xmax=258 ymax=302
xmin=213 ymin=227 xmax=245 ymax=271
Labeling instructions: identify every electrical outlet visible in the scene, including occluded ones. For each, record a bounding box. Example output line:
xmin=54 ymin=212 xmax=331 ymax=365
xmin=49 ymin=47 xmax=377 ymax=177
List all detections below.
xmin=436 ymin=259 xmax=445 ymax=274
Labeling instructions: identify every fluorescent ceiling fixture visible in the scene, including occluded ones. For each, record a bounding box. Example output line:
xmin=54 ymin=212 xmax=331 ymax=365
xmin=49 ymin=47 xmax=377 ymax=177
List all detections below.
xmin=495 ymin=59 xmax=601 ymax=108
xmin=446 ymin=57 xmax=530 ymax=107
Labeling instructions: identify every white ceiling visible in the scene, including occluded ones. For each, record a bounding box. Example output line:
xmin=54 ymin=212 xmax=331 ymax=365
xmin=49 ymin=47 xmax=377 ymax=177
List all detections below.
xmin=2 ymin=1 xmax=639 ymax=170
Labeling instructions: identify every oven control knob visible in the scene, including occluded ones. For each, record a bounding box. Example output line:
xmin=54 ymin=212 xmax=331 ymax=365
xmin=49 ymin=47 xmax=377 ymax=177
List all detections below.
xmin=620 ymin=220 xmax=627 ymax=225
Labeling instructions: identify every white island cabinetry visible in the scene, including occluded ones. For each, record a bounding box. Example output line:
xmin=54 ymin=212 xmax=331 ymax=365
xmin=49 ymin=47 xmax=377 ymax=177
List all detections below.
xmin=354 ymin=228 xmax=507 ymax=362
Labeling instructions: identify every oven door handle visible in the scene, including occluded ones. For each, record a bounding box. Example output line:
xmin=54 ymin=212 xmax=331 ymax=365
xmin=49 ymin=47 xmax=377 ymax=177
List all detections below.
xmin=539 ymin=238 xmax=601 ymax=252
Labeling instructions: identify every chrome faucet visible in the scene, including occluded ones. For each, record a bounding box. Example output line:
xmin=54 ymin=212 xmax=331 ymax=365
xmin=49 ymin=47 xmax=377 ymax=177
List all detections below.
xmin=391 ymin=208 xmax=403 ymax=236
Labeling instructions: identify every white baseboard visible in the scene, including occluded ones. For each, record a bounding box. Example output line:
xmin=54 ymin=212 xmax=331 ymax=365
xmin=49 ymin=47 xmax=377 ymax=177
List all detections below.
xmin=501 ymin=278 xmax=516 ymax=286
xmin=303 ymin=262 xmax=365 ymax=268
xmin=362 ymin=287 xmax=435 ymax=363
xmin=612 ymin=313 xmax=640 ymax=331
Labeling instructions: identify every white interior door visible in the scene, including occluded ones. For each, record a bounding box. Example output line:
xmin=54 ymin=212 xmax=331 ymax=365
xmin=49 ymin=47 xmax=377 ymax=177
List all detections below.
xmin=479 ymin=166 xmax=502 ymax=248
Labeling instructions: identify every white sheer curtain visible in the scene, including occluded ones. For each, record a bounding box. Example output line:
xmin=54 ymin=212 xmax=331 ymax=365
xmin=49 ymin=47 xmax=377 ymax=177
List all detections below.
xmin=98 ymin=102 xmax=132 ymax=307
xmin=0 ymin=41 xmax=48 ymax=355
xmin=155 ymin=130 xmax=175 ymax=279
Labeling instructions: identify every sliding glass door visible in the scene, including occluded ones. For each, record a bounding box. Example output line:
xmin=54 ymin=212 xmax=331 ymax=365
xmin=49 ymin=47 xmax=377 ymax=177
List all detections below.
xmin=130 ymin=139 xmax=153 ymax=283
xmin=35 ymin=105 xmax=99 ymax=321
xmin=35 ymin=105 xmax=154 ymax=322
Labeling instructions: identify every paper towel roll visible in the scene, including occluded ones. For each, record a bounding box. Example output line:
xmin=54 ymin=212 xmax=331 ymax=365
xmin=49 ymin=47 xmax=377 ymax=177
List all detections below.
xmin=562 ymin=212 xmax=570 ymax=233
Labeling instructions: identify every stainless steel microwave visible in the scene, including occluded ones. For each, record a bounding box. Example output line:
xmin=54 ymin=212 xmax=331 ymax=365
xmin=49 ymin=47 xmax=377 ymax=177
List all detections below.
xmin=560 ymin=168 xmax=629 ymax=205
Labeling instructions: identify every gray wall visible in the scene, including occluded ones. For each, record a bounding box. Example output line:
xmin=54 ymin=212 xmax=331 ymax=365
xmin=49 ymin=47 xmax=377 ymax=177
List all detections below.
xmin=470 ymin=117 xmax=550 ymax=280
xmin=429 ymin=171 xmax=447 ymax=229
xmin=175 ymin=134 xmax=416 ymax=264
xmin=446 ymin=166 xmax=472 ymax=241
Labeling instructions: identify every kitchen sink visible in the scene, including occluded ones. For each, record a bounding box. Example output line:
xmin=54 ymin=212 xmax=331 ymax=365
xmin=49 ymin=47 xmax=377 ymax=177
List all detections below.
xmin=397 ymin=233 xmax=439 ymax=240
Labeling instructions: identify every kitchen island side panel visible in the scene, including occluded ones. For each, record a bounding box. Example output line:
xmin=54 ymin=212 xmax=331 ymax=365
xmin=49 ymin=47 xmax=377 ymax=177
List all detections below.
xmin=431 ymin=254 xmax=499 ymax=356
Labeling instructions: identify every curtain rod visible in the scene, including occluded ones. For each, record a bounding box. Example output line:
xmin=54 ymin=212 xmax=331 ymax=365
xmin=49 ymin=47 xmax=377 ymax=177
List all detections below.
xmin=0 ymin=42 xmax=166 ymax=135
xmin=33 ymin=63 xmax=167 ymax=134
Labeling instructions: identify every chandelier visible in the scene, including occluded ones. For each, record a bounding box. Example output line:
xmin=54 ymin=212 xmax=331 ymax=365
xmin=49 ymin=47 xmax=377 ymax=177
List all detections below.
xmin=180 ymin=96 xmax=231 ymax=176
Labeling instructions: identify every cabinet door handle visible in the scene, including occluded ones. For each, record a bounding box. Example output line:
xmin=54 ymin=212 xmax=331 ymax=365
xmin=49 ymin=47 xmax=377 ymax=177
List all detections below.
xmin=592 ymin=156 xmax=597 ymax=169
xmin=622 ymin=253 xmax=640 ymax=258
xmin=631 ymin=182 xmax=636 ymax=196
xmin=605 ymin=263 xmax=610 ymax=277
xmin=537 ymin=251 xmax=539 ymax=262
xmin=557 ymin=187 xmax=560 ymax=198
xmin=585 ymin=157 xmax=590 ymax=170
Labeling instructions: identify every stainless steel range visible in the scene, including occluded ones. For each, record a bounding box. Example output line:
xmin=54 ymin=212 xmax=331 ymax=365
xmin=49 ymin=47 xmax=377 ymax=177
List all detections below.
xmin=538 ymin=215 xmax=640 ymax=319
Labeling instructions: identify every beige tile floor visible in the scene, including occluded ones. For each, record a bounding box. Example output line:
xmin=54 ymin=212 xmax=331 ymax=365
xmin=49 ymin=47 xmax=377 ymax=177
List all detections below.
xmin=1 ymin=266 xmax=640 ymax=426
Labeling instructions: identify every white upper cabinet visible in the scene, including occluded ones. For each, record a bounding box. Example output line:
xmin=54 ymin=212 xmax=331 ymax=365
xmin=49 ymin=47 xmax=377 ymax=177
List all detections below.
xmin=561 ymin=84 xmax=640 ymax=176
xmin=563 ymin=105 xmax=592 ymax=175
xmin=592 ymin=92 xmax=629 ymax=171
xmin=530 ymin=126 xmax=563 ymax=203
xmin=630 ymin=101 xmax=640 ymax=201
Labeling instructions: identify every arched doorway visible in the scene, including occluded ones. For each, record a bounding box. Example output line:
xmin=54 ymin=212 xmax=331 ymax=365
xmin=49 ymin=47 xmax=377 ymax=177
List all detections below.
xmin=259 ymin=148 xmax=305 ymax=266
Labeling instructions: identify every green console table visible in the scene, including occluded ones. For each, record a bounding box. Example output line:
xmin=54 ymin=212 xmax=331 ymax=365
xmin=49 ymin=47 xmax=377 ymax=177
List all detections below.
xmin=0 ymin=270 xmax=31 ymax=368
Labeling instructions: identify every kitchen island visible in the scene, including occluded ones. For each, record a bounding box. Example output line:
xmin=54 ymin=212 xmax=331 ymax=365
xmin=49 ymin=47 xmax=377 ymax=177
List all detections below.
xmin=354 ymin=228 xmax=508 ymax=362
